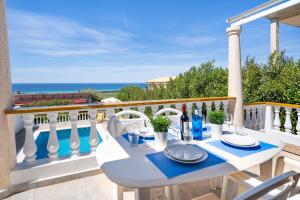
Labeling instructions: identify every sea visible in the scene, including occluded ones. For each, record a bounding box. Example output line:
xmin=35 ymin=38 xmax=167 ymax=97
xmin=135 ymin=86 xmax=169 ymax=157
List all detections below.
xmin=12 ymin=83 xmax=146 ymax=94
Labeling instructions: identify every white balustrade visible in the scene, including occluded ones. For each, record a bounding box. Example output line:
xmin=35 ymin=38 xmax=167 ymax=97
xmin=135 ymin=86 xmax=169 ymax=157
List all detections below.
xmin=273 ymin=107 xmax=281 ymax=131
xmin=69 ymin=111 xmax=80 ymax=156
xmin=89 ymin=109 xmax=99 ymax=152
xmin=138 ymin=106 xmax=145 ymax=114
xmin=245 ymin=107 xmax=251 ymax=128
xmin=186 ymin=103 xmax=193 ymax=118
xmin=284 ymin=108 xmax=292 ymax=133
xmin=106 ymin=108 xmax=114 ymax=119
xmin=197 ymin=102 xmax=203 ymax=115
xmin=297 ymin=109 xmax=300 ymax=135
xmin=23 ymin=114 xmax=37 ymax=162
xmin=206 ymin=101 xmax=212 ymax=122
xmin=215 ymin=101 xmax=221 ymax=110
xmin=47 ymin=112 xmax=59 ymax=160
xmin=151 ymin=105 xmax=159 ymax=114
xmin=251 ymin=108 xmax=257 ymax=130
xmin=256 ymin=106 xmax=263 ymax=130
xmin=223 ymin=101 xmax=229 ymax=114
xmin=175 ymin=103 xmax=182 ymax=111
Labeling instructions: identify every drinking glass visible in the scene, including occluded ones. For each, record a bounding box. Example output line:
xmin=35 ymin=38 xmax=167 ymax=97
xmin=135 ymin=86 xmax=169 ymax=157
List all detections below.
xmin=128 ymin=132 xmax=140 ymax=147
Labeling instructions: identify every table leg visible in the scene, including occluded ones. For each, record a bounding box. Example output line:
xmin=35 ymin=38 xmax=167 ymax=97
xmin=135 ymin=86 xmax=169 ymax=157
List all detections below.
xmin=165 ymin=186 xmax=174 ymax=200
xmin=113 ymin=184 xmax=124 ymax=200
xmin=134 ymin=188 xmax=151 ymax=200
xmin=221 ymin=176 xmax=238 ymax=200
xmin=260 ymin=158 xmax=273 ymax=180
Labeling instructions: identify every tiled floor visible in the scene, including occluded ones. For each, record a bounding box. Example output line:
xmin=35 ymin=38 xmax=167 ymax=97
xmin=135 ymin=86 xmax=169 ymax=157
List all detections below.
xmin=5 ymin=173 xmax=215 ymax=200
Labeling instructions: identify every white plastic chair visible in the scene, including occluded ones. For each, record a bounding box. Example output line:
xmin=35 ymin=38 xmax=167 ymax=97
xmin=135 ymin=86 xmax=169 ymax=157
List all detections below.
xmin=107 ymin=110 xmax=151 ymax=200
xmin=107 ymin=109 xmax=151 ymax=138
xmin=154 ymin=107 xmax=182 ymax=127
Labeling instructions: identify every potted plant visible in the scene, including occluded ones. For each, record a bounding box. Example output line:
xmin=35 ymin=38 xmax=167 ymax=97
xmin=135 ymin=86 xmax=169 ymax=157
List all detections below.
xmin=208 ymin=110 xmax=225 ymax=139
xmin=150 ymin=116 xmax=171 ymax=147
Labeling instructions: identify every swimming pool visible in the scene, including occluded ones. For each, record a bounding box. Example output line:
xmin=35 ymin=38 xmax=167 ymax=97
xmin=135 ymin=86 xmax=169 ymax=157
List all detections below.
xmin=35 ymin=127 xmax=102 ymax=160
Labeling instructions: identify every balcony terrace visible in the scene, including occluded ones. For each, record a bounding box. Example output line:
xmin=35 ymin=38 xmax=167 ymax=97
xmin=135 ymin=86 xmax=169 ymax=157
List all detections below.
xmin=1 ymin=0 xmax=300 ymax=200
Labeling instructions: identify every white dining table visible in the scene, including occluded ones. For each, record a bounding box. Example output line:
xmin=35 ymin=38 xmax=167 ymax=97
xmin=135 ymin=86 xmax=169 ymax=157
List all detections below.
xmin=96 ymin=125 xmax=285 ymax=200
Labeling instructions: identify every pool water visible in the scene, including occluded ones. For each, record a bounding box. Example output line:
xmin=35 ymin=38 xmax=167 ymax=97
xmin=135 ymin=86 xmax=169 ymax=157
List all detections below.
xmin=35 ymin=127 xmax=102 ymax=160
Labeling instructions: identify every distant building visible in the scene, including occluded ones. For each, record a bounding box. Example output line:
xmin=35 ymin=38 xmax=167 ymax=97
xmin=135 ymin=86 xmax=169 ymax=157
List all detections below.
xmin=146 ymin=76 xmax=175 ymax=89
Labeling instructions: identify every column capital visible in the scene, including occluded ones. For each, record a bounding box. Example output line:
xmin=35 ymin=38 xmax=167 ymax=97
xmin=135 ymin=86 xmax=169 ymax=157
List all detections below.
xmin=226 ymin=26 xmax=242 ymax=36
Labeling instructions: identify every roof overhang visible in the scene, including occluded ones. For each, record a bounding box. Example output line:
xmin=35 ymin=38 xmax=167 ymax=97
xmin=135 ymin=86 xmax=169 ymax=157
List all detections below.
xmin=227 ymin=0 xmax=300 ymax=27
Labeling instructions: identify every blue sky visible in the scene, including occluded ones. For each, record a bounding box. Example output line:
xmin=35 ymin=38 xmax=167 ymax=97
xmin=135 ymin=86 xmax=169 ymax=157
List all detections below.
xmin=7 ymin=0 xmax=300 ymax=83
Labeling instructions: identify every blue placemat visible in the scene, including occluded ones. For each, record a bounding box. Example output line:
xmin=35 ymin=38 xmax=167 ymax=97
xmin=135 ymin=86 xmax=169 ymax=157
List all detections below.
xmin=146 ymin=150 xmax=226 ymax=179
xmin=207 ymin=140 xmax=278 ymax=158
xmin=122 ymin=133 xmax=155 ymax=144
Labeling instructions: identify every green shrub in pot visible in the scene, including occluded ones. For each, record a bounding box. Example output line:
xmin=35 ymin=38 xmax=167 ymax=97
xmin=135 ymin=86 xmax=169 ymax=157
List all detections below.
xmin=208 ymin=110 xmax=225 ymax=125
xmin=150 ymin=116 xmax=171 ymax=133
xmin=150 ymin=116 xmax=171 ymax=147
xmin=208 ymin=110 xmax=225 ymax=139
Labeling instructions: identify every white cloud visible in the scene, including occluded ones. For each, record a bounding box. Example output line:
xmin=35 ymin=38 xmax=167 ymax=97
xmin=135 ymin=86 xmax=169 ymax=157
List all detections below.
xmin=172 ymin=35 xmax=217 ymax=47
xmin=7 ymin=9 xmax=135 ymax=57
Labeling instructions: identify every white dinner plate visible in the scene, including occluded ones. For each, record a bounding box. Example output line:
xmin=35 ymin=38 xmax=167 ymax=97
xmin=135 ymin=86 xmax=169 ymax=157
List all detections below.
xmin=163 ymin=148 xmax=208 ymax=164
xmin=164 ymin=144 xmax=204 ymax=161
xmin=221 ymin=134 xmax=260 ymax=148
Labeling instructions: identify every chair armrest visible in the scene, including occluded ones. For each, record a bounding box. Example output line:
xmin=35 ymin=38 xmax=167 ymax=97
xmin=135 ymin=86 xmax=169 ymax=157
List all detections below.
xmin=233 ymin=171 xmax=298 ymax=200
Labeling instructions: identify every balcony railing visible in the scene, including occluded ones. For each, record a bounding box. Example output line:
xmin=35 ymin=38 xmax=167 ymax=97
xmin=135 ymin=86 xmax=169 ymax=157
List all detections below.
xmin=6 ymin=96 xmax=235 ymax=164
xmin=243 ymin=102 xmax=300 ymax=134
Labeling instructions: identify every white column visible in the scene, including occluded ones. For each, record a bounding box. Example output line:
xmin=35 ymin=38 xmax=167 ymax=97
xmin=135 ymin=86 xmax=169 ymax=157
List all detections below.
xmin=273 ymin=107 xmax=281 ymax=131
xmin=69 ymin=111 xmax=80 ymax=156
xmin=296 ymin=109 xmax=300 ymax=135
xmin=47 ymin=112 xmax=59 ymax=160
xmin=0 ymin=0 xmax=16 ymax=187
xmin=264 ymin=105 xmax=274 ymax=132
xmin=23 ymin=114 xmax=36 ymax=162
xmin=270 ymin=20 xmax=279 ymax=53
xmin=89 ymin=109 xmax=99 ymax=152
xmin=227 ymin=26 xmax=243 ymax=127
xmin=284 ymin=108 xmax=292 ymax=133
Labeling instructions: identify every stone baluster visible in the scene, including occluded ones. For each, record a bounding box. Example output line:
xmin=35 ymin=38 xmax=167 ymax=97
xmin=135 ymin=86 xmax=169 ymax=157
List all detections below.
xmin=264 ymin=105 xmax=274 ymax=132
xmin=165 ymin=104 xmax=170 ymax=116
xmin=89 ymin=109 xmax=99 ymax=152
xmin=23 ymin=114 xmax=37 ymax=162
xmin=223 ymin=101 xmax=229 ymax=114
xmin=69 ymin=111 xmax=80 ymax=156
xmin=186 ymin=103 xmax=193 ymax=119
xmin=215 ymin=101 xmax=221 ymax=110
xmin=251 ymin=108 xmax=257 ymax=130
xmin=206 ymin=102 xmax=212 ymax=123
xmin=296 ymin=109 xmax=300 ymax=135
xmin=273 ymin=107 xmax=281 ymax=131
xmin=138 ymin=106 xmax=145 ymax=114
xmin=47 ymin=112 xmax=59 ymax=160
xmin=256 ymin=106 xmax=263 ymax=130
xmin=106 ymin=109 xmax=114 ymax=120
xmin=196 ymin=102 xmax=203 ymax=115
xmin=175 ymin=103 xmax=182 ymax=111
xmin=284 ymin=108 xmax=292 ymax=133
xmin=152 ymin=105 xmax=159 ymax=115
xmin=245 ymin=107 xmax=251 ymax=128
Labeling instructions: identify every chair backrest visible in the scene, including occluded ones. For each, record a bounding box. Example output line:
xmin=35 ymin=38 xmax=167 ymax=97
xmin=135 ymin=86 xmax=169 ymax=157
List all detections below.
xmin=107 ymin=110 xmax=151 ymax=137
xmin=154 ymin=108 xmax=182 ymax=127
xmin=234 ymin=171 xmax=300 ymax=200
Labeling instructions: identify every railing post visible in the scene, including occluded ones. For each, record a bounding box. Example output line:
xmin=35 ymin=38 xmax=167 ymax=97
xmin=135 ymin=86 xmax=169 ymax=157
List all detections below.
xmin=152 ymin=105 xmax=159 ymax=114
xmin=47 ymin=112 xmax=59 ymax=160
xmin=256 ymin=105 xmax=263 ymax=130
xmin=106 ymin=108 xmax=114 ymax=120
xmin=215 ymin=101 xmax=221 ymax=110
xmin=284 ymin=108 xmax=292 ymax=133
xmin=197 ymin=102 xmax=203 ymax=115
xmin=138 ymin=106 xmax=145 ymax=114
xmin=69 ymin=111 xmax=80 ymax=156
xmin=245 ymin=107 xmax=251 ymax=128
xmin=23 ymin=114 xmax=37 ymax=162
xmin=296 ymin=109 xmax=300 ymax=135
xmin=175 ymin=103 xmax=181 ymax=111
xmin=206 ymin=101 xmax=212 ymax=123
xmin=264 ymin=105 xmax=273 ymax=132
xmin=251 ymin=108 xmax=257 ymax=130
xmin=186 ymin=103 xmax=193 ymax=119
xmin=89 ymin=109 xmax=98 ymax=152
xmin=273 ymin=107 xmax=281 ymax=131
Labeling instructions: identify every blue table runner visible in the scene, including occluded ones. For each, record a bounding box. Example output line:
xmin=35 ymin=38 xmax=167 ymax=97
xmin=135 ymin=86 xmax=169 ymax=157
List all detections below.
xmin=146 ymin=150 xmax=226 ymax=179
xmin=207 ymin=140 xmax=278 ymax=158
